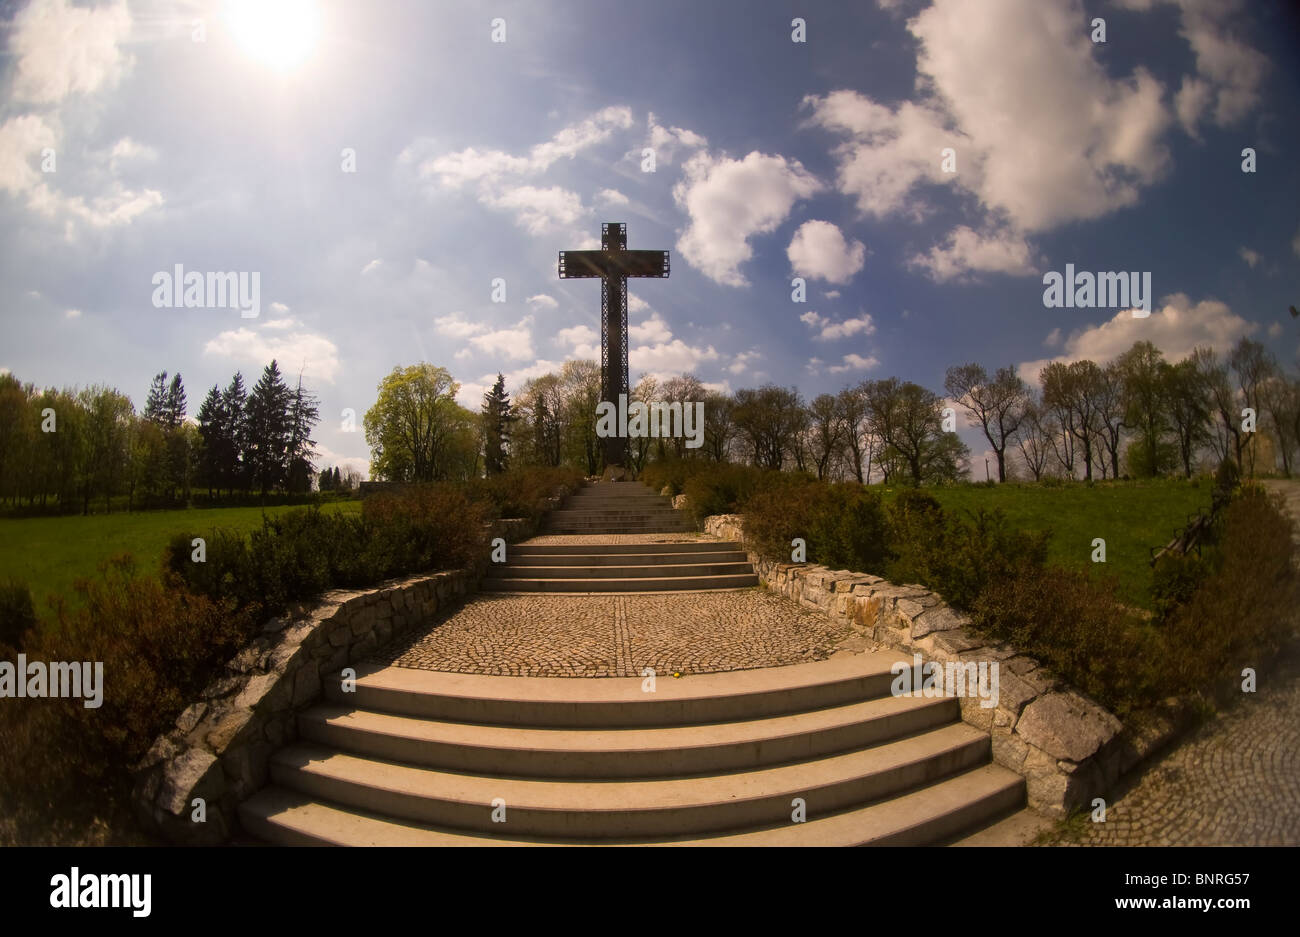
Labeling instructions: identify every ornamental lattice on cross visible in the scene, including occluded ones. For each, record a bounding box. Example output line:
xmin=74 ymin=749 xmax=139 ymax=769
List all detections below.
xmin=558 ymin=222 xmax=670 ymax=471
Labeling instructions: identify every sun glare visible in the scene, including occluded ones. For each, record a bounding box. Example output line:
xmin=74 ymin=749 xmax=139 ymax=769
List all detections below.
xmin=224 ymin=0 xmax=321 ymax=72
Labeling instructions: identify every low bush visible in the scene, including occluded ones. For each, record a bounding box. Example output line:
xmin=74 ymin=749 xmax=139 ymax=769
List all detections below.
xmin=638 ymin=459 xmax=709 ymax=497
xmin=1159 ymin=485 xmax=1298 ymax=699
xmin=969 ymin=484 xmax=1298 ymax=715
xmin=884 ymin=491 xmax=1050 ymax=611
xmin=0 ymin=556 xmax=257 ymax=844
xmin=468 ymin=465 xmax=584 ymax=522
xmin=168 ymin=485 xmax=493 ymax=616
xmin=0 ymin=580 xmax=37 ymax=652
xmin=2 ymin=466 xmax=578 ymax=844
xmin=971 ymin=563 xmax=1157 ymax=716
xmin=745 ymin=481 xmax=892 ymax=573
xmin=680 ymin=463 xmax=802 ymax=527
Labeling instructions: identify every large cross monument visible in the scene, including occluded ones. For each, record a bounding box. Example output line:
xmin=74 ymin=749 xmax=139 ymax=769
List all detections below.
xmin=559 ymin=222 xmax=669 ymax=473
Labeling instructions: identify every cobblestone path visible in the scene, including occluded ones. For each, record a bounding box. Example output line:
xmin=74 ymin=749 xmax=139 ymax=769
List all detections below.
xmin=374 ymin=588 xmax=853 ymax=677
xmin=1047 ymin=480 xmax=1300 ymax=846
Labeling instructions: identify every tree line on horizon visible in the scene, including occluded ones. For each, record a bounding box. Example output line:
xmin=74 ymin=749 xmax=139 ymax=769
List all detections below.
xmin=0 ymin=360 xmax=337 ymax=513
xmin=485 ymin=335 xmax=1298 ymax=485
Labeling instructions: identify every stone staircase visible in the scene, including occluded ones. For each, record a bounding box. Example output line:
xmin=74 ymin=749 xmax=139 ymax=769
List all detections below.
xmin=482 ymin=541 xmax=759 ymax=593
xmin=482 ymin=481 xmax=758 ymax=593
xmin=239 ymin=651 xmax=1026 ymax=845
xmin=544 ymin=481 xmax=691 ymax=534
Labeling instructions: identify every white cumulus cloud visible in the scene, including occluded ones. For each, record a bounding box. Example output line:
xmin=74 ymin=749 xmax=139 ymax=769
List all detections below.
xmin=673 ymin=150 xmax=822 ymax=287
xmin=787 ymin=220 xmax=866 ymax=284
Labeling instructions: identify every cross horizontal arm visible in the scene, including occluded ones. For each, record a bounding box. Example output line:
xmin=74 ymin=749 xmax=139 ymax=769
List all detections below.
xmin=558 ymin=250 xmax=670 ymax=279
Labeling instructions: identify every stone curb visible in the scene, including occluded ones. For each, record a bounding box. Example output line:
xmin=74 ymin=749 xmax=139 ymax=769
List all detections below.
xmin=703 ymin=513 xmax=1196 ymax=817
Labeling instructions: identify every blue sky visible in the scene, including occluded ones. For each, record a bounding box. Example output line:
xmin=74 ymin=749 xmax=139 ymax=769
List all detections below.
xmin=2 ymin=0 xmax=1298 ymax=477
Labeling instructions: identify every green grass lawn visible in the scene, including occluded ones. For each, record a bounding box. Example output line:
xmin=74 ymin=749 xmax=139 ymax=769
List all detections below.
xmin=0 ymin=501 xmax=363 ymax=619
xmin=879 ymin=478 xmax=1215 ymax=608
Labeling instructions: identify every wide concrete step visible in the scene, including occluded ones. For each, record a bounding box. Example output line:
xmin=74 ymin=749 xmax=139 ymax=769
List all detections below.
xmin=296 ymin=694 xmax=959 ymax=778
xmin=503 ymin=550 xmax=746 ymax=567
xmin=268 ymin=722 xmax=990 ymax=837
xmin=241 ymin=764 xmax=1024 ymax=846
xmin=479 ymin=573 xmax=758 ymax=592
xmin=565 ymin=493 xmax=672 ymax=502
xmin=512 ymin=541 xmax=728 ymax=555
xmin=546 ymin=526 xmax=690 ymax=532
xmin=548 ymin=518 xmax=685 ymax=527
xmin=486 ymin=562 xmax=754 ymax=579
xmin=546 ymin=522 xmax=690 ymax=530
xmin=322 ymin=654 xmax=906 ymax=727
xmin=549 ymin=507 xmax=683 ymax=514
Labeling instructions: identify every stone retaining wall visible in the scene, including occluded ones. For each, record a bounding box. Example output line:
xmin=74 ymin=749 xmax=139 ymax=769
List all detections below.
xmin=132 ymin=507 xmax=557 ymax=844
xmin=704 ymin=513 xmax=1191 ymax=816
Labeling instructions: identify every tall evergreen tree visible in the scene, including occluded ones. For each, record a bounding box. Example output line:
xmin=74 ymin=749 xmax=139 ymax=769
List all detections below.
xmin=482 ymin=373 xmax=514 ymax=476
xmin=164 ymin=373 xmax=187 ymax=429
xmin=245 ymin=360 xmax=292 ymax=496
xmin=196 ymin=384 xmax=224 ymax=497
xmin=220 ymin=372 xmax=249 ymax=494
xmin=143 ymin=372 xmax=169 ymax=425
xmin=285 ymin=373 xmax=320 ymax=494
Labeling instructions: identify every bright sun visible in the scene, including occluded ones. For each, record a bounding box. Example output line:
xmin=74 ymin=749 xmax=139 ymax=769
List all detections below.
xmin=224 ymin=0 xmax=321 ymax=72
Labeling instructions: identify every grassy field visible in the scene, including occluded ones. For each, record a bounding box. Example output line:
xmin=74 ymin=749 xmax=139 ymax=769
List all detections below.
xmin=0 ymin=501 xmax=363 ymax=620
xmin=1 ymin=479 xmax=1214 ymax=619
xmin=879 ymin=478 xmax=1214 ymax=608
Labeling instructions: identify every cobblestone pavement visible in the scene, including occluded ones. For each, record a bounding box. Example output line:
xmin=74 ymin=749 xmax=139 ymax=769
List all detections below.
xmin=374 ymin=588 xmax=852 ymax=677
xmin=1047 ymin=479 xmax=1300 ymax=847
xmin=1046 ymin=642 xmax=1300 ymax=846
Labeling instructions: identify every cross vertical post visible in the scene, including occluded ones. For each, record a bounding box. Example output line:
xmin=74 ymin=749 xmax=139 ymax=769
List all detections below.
xmin=558 ymin=222 xmax=669 ymax=473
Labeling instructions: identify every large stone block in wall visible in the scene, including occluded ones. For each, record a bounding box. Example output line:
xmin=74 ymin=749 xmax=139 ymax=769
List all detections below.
xmin=1015 ymin=691 xmax=1123 ymax=763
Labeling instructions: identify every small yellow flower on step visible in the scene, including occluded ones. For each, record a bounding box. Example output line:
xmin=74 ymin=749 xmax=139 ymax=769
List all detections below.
xmin=672 ymin=671 xmax=682 ymax=678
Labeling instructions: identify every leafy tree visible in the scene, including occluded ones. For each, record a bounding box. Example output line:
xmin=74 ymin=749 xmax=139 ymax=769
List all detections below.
xmin=733 ymin=384 xmax=805 ymax=470
xmin=363 ymin=363 xmax=478 ymax=482
xmin=702 ymin=391 xmax=737 ymax=464
xmin=807 ymin=393 xmax=844 ymax=480
xmin=943 ymin=363 xmax=1029 ymax=483
xmin=862 ymin=378 xmax=952 ymax=486
xmin=79 ymin=386 xmax=133 ymax=513
xmin=1162 ymin=358 xmax=1211 ymax=478
xmin=1115 ymin=341 xmax=1168 ymax=477
xmin=1041 ymin=360 xmax=1104 ymax=481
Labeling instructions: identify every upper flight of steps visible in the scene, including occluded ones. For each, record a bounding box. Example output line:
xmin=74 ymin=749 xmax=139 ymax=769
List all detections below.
xmin=544 ymin=481 xmax=690 ymax=535
xmin=483 ymin=481 xmax=758 ymax=593
xmin=239 ymin=651 xmax=1026 ymax=846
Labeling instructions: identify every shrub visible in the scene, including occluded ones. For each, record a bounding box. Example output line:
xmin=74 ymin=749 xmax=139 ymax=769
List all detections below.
xmin=744 ymin=481 xmax=892 ymax=573
xmin=169 ymin=486 xmax=493 ymax=617
xmin=884 ymin=491 xmax=1050 ymax=611
xmin=1149 ymin=551 xmax=1209 ymax=624
xmin=0 ymin=557 xmax=256 ymax=844
xmin=971 ymin=562 xmax=1157 ymax=716
xmin=0 ymin=580 xmax=37 ymax=653
xmin=638 ymin=459 xmax=707 ymax=497
xmin=1160 ymin=485 xmax=1298 ymax=698
xmin=681 ymin=462 xmax=802 ymax=527
xmin=469 ymin=466 xmax=584 ymax=522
